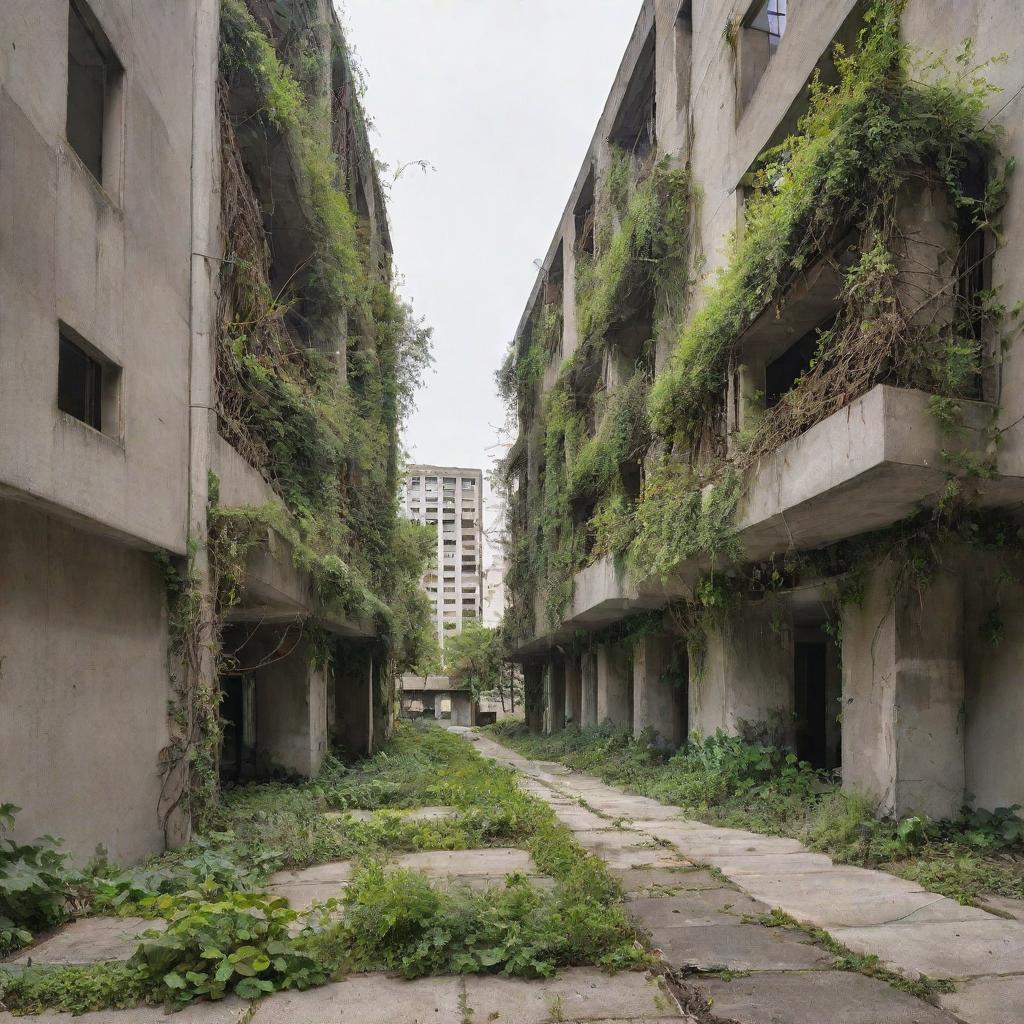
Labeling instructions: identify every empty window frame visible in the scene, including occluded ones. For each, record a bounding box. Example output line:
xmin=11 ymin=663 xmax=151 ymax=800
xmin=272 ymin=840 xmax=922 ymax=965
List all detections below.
xmin=66 ymin=0 xmax=122 ymax=188
xmin=609 ymin=28 xmax=656 ymax=157
xmin=737 ymin=0 xmax=788 ymax=115
xmin=57 ymin=324 xmax=119 ymax=435
xmin=574 ymin=168 xmax=596 ymax=257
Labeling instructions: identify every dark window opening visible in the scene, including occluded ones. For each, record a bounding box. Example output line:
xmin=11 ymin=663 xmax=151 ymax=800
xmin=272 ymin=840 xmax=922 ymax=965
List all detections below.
xmin=738 ymin=0 xmax=787 ymax=114
xmin=956 ymin=151 xmax=989 ymax=399
xmin=675 ymin=2 xmax=694 ymax=114
xmin=219 ymin=675 xmax=246 ymax=782
xmin=66 ymin=0 xmax=121 ymax=184
xmin=764 ymin=315 xmax=835 ymax=409
xmin=609 ymin=29 xmax=656 ymax=158
xmin=58 ymin=329 xmax=103 ymax=430
xmin=574 ymin=169 xmax=596 ymax=257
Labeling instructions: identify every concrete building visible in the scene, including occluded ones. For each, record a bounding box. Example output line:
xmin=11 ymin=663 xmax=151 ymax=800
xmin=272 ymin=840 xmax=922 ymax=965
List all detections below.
xmin=398 ymin=675 xmax=477 ymax=727
xmin=1 ymin=0 xmax=404 ymax=861
xmin=501 ymin=0 xmax=1024 ymax=820
xmin=401 ymin=465 xmax=484 ymax=641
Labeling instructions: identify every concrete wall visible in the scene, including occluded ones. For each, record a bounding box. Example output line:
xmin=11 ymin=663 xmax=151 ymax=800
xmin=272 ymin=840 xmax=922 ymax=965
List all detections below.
xmin=450 ymin=691 xmax=476 ymax=728
xmin=0 ymin=502 xmax=170 ymax=863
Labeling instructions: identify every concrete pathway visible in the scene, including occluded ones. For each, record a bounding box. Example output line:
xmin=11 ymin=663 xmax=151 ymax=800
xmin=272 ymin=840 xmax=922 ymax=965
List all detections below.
xmin=467 ymin=731 xmax=1024 ymax=1024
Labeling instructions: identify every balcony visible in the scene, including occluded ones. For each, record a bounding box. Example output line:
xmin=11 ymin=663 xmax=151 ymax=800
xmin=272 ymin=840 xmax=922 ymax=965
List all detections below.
xmin=509 ymin=385 xmax=1024 ymax=657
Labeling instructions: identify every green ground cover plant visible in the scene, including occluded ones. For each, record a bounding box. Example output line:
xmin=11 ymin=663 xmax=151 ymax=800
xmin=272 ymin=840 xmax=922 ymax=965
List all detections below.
xmin=485 ymin=722 xmax=1024 ymax=906
xmin=0 ymin=726 xmax=644 ymax=1013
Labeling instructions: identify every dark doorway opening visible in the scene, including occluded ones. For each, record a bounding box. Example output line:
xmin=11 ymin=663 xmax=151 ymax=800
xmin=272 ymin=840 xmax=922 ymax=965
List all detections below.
xmin=793 ymin=624 xmax=841 ymax=770
xmin=220 ymin=674 xmax=245 ymax=781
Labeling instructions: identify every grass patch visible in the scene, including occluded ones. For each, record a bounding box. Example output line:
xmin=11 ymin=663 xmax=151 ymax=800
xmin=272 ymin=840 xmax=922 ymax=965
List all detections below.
xmin=0 ymin=724 xmax=645 ymax=1013
xmin=484 ymin=722 xmax=1024 ymax=906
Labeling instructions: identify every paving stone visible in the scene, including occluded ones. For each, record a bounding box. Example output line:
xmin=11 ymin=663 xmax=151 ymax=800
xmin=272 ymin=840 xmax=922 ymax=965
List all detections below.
xmin=464 ymin=966 xmax=679 ymax=1022
xmin=625 ymin=818 xmax=702 ymax=832
xmin=611 ymin=867 xmax=727 ymax=895
xmin=673 ymin=835 xmax=808 ymax=858
xmin=391 ymin=847 xmax=537 ymax=877
xmin=626 ymin=890 xmax=769 ymax=928
xmin=705 ymin=852 xmax=837 ymax=875
xmin=269 ymin=861 xmax=353 ymax=884
xmin=939 ymin=974 xmax=1024 ymax=1024
xmin=649 ymin=921 xmax=833 ymax=972
xmin=4 ymin=917 xmax=160 ymax=966
xmin=736 ymin=870 xmax=990 ymax=929
xmin=266 ymin=880 xmax=348 ymax=910
xmin=834 ymin=918 xmax=1024 ymax=979
xmin=249 ymin=973 xmax=463 ymax=1023
xmin=0 ymin=1000 xmax=250 ymax=1024
xmin=551 ymin=806 xmax=611 ymax=830
xmin=978 ymin=894 xmax=1024 ymax=921
xmin=699 ymin=970 xmax=960 ymax=1024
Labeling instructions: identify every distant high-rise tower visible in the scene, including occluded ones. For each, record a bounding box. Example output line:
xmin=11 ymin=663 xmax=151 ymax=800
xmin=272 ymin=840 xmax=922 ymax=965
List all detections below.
xmin=401 ymin=465 xmax=484 ymax=642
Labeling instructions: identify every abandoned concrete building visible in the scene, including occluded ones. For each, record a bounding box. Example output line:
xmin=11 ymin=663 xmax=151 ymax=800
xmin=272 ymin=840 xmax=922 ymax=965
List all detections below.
xmin=400 ymin=464 xmax=484 ymax=640
xmin=1 ymin=0 xmax=418 ymax=862
xmin=501 ymin=0 xmax=1024 ymax=820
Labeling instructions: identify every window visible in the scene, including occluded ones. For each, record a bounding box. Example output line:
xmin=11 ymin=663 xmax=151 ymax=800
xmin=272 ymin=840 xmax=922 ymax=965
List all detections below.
xmin=57 ymin=325 xmax=119 ymax=436
xmin=737 ymin=0 xmax=788 ymax=115
xmin=609 ymin=27 xmax=656 ymax=157
xmin=574 ymin=168 xmax=596 ymax=257
xmin=66 ymin=0 xmax=122 ymax=188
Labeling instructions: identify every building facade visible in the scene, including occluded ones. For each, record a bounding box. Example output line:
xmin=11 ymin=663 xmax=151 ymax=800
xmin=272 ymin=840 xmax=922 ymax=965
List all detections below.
xmin=500 ymin=0 xmax=1024 ymax=818
xmin=1 ymin=0 xmax=419 ymax=862
xmin=401 ymin=464 xmax=484 ymax=641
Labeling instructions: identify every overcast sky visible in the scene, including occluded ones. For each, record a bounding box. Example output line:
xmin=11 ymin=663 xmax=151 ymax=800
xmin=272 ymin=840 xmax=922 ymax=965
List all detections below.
xmin=339 ymin=0 xmax=641 ymax=488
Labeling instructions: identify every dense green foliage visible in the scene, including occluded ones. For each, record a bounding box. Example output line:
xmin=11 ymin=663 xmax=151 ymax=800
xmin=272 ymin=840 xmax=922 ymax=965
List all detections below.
xmin=487 ymin=722 xmax=1024 ymax=905
xmin=500 ymin=0 xmax=1009 ymax=649
xmin=440 ymin=620 xmax=507 ymax=698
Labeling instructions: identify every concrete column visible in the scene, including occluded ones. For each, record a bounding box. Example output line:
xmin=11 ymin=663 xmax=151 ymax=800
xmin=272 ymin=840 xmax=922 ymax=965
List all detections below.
xmin=254 ymin=637 xmax=329 ymax=777
xmin=564 ymin=654 xmax=583 ymax=727
xmin=450 ymin=691 xmax=476 ymax=727
xmin=842 ymin=560 xmax=965 ymax=819
xmin=370 ymin=654 xmax=393 ymax=751
xmin=334 ymin=643 xmax=373 ymax=759
xmin=580 ymin=651 xmax=598 ymax=727
xmin=524 ymin=664 xmax=544 ymax=734
xmin=633 ymin=635 xmax=685 ymax=749
xmin=690 ymin=601 xmax=794 ymax=746
xmin=597 ymin=643 xmax=632 ymax=728
xmin=545 ymin=659 xmax=566 ymax=734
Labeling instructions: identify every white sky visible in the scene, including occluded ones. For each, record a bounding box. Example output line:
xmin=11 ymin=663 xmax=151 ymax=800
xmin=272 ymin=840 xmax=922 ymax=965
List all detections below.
xmin=339 ymin=0 xmax=641 ymax=486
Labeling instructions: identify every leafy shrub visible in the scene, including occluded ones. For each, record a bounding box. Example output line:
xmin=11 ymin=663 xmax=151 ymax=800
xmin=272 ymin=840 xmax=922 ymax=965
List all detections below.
xmin=0 ymin=803 xmax=73 ymax=953
xmin=959 ymin=805 xmax=1024 ymax=847
xmin=0 ymin=963 xmax=150 ymax=1016
xmin=130 ymin=890 xmax=329 ymax=1004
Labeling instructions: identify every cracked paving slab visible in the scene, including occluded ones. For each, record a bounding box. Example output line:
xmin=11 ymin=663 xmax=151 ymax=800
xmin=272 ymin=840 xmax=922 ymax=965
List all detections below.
xmin=0 ymin=1000 xmax=251 ymax=1024
xmin=2 ymin=917 xmax=162 ymax=967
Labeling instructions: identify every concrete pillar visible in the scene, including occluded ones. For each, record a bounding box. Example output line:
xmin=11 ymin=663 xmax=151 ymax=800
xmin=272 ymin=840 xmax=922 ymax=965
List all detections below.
xmin=842 ymin=560 xmax=965 ymax=819
xmin=370 ymin=654 xmax=393 ymax=751
xmin=564 ymin=654 xmax=583 ymax=727
xmin=334 ymin=643 xmax=373 ymax=759
xmin=580 ymin=651 xmax=598 ymax=727
xmin=633 ymin=635 xmax=685 ymax=749
xmin=690 ymin=601 xmax=794 ymax=747
xmin=597 ymin=643 xmax=632 ymax=728
xmin=254 ymin=637 xmax=329 ymax=777
xmin=545 ymin=659 xmax=567 ymax=734
xmin=450 ymin=691 xmax=476 ymax=727
xmin=524 ymin=663 xmax=544 ymax=734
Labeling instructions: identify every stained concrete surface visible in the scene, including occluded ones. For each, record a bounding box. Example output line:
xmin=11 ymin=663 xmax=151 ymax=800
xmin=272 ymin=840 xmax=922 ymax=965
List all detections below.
xmin=0 ymin=1002 xmax=251 ymax=1024
xmin=338 ymin=805 xmax=456 ymax=823
xmin=3 ymin=917 xmax=161 ymax=966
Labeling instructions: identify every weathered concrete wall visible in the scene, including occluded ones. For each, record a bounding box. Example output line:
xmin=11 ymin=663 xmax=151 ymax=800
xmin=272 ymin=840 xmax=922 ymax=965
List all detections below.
xmin=633 ymin=635 xmax=685 ymax=749
xmin=0 ymin=0 xmax=195 ymax=554
xmin=544 ymin=659 xmax=566 ymax=734
xmin=691 ymin=602 xmax=794 ymax=746
xmin=254 ymin=637 xmax=328 ymax=778
xmin=597 ymin=643 xmax=632 ymax=728
xmin=564 ymin=654 xmax=583 ymax=726
xmin=0 ymin=502 xmax=170 ymax=863
xmin=842 ymin=559 xmax=965 ymax=819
